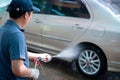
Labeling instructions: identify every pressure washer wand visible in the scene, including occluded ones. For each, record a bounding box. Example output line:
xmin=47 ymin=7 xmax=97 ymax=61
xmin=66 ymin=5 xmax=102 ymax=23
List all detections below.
xmin=29 ymin=57 xmax=43 ymax=80
xmin=34 ymin=57 xmax=43 ymax=70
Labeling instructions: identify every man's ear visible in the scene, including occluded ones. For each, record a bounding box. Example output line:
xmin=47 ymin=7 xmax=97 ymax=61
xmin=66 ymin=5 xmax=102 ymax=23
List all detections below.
xmin=24 ymin=12 xmax=29 ymax=19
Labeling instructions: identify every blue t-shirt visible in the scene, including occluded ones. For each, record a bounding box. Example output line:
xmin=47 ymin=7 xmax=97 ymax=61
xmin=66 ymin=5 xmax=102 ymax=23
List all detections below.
xmin=0 ymin=20 xmax=29 ymax=80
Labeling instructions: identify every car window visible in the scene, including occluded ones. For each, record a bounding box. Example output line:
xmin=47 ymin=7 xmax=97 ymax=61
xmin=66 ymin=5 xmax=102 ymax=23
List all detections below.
xmin=98 ymin=0 xmax=120 ymax=15
xmin=0 ymin=7 xmax=5 ymax=12
xmin=47 ymin=0 xmax=90 ymax=19
xmin=0 ymin=0 xmax=11 ymax=7
xmin=32 ymin=0 xmax=48 ymax=13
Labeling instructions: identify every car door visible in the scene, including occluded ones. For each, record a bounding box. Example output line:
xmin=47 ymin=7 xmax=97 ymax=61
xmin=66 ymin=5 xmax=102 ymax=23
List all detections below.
xmin=0 ymin=0 xmax=12 ymax=25
xmin=42 ymin=0 xmax=91 ymax=53
xmin=0 ymin=6 xmax=9 ymax=26
xmin=0 ymin=7 xmax=5 ymax=25
xmin=24 ymin=0 xmax=48 ymax=50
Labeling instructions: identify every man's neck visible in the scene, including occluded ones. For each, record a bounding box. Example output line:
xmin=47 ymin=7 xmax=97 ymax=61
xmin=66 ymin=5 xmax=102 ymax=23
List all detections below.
xmin=10 ymin=18 xmax=25 ymax=29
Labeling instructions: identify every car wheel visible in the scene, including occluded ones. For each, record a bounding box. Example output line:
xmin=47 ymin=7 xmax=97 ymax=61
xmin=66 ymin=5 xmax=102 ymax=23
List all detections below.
xmin=76 ymin=45 xmax=107 ymax=78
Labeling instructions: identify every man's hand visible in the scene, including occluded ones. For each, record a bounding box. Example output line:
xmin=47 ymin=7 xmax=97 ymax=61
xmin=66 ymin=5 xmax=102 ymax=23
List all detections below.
xmin=29 ymin=68 xmax=40 ymax=80
xmin=28 ymin=51 xmax=52 ymax=62
xmin=11 ymin=59 xmax=40 ymax=79
xmin=38 ymin=53 xmax=52 ymax=62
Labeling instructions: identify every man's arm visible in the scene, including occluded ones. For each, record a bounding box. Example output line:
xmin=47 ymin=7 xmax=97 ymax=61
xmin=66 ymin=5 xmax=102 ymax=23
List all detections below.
xmin=11 ymin=59 xmax=39 ymax=79
xmin=11 ymin=59 xmax=31 ymax=77
xmin=28 ymin=51 xmax=52 ymax=62
xmin=28 ymin=51 xmax=38 ymax=60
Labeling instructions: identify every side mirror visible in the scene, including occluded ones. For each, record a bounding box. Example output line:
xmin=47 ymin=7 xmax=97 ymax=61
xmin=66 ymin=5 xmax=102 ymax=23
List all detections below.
xmin=0 ymin=0 xmax=12 ymax=7
xmin=33 ymin=6 xmax=41 ymax=13
xmin=59 ymin=0 xmax=78 ymax=4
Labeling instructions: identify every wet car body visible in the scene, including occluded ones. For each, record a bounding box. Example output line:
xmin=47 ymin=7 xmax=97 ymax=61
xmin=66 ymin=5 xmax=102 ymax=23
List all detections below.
xmin=0 ymin=0 xmax=120 ymax=78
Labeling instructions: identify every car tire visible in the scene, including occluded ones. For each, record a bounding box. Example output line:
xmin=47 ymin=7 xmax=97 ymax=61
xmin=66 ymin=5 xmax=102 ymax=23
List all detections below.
xmin=76 ymin=45 xmax=107 ymax=78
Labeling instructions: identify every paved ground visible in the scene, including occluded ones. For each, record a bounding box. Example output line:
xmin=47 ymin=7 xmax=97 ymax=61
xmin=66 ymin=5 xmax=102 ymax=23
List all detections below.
xmin=29 ymin=59 xmax=120 ymax=80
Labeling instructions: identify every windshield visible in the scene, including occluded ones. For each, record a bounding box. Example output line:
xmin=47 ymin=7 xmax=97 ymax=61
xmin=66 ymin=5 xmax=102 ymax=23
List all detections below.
xmin=0 ymin=0 xmax=12 ymax=7
xmin=99 ymin=0 xmax=120 ymax=15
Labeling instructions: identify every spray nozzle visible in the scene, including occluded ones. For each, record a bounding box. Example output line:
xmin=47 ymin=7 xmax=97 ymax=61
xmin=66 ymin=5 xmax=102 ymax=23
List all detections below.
xmin=36 ymin=57 xmax=42 ymax=62
xmin=34 ymin=57 xmax=42 ymax=69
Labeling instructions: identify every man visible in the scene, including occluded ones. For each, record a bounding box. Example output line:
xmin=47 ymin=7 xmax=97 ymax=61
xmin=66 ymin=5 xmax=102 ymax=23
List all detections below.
xmin=0 ymin=0 xmax=52 ymax=80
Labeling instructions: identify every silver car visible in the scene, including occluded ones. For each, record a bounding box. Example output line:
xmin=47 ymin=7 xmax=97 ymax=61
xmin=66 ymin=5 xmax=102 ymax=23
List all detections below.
xmin=0 ymin=0 xmax=120 ymax=78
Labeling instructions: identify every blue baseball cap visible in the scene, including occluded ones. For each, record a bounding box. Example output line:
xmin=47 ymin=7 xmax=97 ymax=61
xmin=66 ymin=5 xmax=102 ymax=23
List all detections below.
xmin=7 ymin=0 xmax=40 ymax=12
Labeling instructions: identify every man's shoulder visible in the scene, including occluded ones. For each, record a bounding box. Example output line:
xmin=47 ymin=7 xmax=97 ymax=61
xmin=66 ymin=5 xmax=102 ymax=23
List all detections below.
xmin=4 ymin=20 xmax=22 ymax=33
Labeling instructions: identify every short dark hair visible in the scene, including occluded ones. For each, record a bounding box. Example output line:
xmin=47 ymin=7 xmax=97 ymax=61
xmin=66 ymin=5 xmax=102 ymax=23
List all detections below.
xmin=9 ymin=10 xmax=32 ymax=19
xmin=9 ymin=10 xmax=26 ymax=19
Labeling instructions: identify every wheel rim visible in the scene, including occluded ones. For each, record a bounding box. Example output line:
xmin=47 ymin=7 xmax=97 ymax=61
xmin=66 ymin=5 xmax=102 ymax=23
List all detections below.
xmin=78 ymin=50 xmax=101 ymax=75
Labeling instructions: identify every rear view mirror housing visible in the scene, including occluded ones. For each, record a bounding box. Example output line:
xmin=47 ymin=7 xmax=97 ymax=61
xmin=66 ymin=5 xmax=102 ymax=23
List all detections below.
xmin=33 ymin=6 xmax=41 ymax=13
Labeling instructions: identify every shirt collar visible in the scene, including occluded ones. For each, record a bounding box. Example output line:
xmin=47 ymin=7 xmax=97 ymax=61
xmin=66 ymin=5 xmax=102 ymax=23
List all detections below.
xmin=6 ymin=19 xmax=25 ymax=32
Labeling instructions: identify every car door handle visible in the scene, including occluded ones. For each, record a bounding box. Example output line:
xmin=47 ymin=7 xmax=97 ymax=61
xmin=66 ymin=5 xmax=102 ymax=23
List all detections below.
xmin=72 ymin=24 xmax=83 ymax=29
xmin=34 ymin=21 xmax=42 ymax=23
xmin=72 ymin=26 xmax=83 ymax=29
xmin=34 ymin=19 xmax=42 ymax=23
